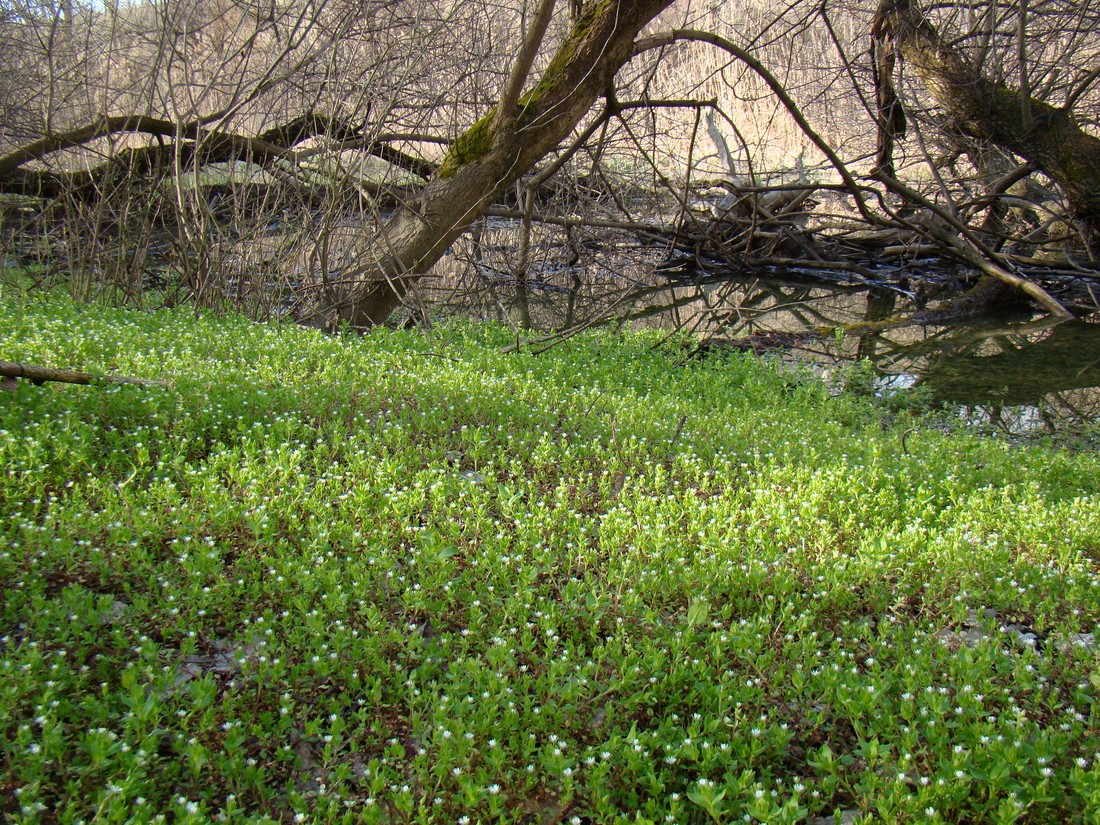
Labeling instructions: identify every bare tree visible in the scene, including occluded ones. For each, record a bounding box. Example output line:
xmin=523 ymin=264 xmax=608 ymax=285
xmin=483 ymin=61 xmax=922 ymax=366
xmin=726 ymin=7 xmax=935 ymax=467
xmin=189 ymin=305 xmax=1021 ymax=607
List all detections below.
xmin=1 ymin=0 xmax=1096 ymax=328
xmin=292 ymin=0 xmax=680 ymax=330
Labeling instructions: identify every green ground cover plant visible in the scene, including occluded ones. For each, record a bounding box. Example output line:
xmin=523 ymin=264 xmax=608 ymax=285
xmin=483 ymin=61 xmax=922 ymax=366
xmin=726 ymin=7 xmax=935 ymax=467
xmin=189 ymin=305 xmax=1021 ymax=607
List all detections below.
xmin=1 ymin=293 xmax=1099 ymax=824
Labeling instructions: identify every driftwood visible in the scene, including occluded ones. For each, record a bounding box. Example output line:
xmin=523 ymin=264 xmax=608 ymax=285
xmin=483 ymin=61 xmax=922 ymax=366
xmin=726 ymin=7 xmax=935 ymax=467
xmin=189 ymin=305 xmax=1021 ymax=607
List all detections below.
xmin=0 ymin=361 xmax=169 ymax=390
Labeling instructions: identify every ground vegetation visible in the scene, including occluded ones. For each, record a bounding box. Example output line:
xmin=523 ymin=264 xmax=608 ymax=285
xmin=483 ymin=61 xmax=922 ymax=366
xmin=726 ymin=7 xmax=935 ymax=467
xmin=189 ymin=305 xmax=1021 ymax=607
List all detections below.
xmin=1 ymin=294 xmax=1099 ymax=821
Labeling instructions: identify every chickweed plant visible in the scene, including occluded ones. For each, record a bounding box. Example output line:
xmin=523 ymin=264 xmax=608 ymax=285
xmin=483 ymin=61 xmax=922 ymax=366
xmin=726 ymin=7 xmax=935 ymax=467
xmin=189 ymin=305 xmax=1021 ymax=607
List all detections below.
xmin=2 ymin=294 xmax=1099 ymax=823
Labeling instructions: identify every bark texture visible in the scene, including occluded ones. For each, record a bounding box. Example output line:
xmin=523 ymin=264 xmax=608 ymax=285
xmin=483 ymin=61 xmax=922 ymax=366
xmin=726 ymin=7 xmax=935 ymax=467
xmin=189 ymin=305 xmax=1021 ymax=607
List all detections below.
xmin=873 ymin=0 xmax=1100 ymax=253
xmin=0 ymin=361 xmax=169 ymax=388
xmin=296 ymin=0 xmax=675 ymax=330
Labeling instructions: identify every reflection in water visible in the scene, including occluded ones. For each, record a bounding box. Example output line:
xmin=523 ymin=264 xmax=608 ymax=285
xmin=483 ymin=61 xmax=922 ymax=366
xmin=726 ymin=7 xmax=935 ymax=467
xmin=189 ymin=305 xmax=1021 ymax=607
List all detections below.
xmin=425 ymin=219 xmax=1098 ymax=435
xmin=683 ymin=282 xmax=1100 ymax=436
xmin=676 ymin=279 xmax=1100 ymax=435
xmin=914 ymin=321 xmax=1100 ymax=437
xmin=919 ymin=321 xmax=1100 ymax=406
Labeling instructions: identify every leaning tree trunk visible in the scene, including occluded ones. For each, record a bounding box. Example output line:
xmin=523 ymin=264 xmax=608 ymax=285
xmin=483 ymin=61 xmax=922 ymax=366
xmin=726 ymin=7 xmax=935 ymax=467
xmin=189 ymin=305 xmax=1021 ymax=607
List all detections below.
xmin=872 ymin=0 xmax=1100 ymax=256
xmin=296 ymin=0 xmax=675 ymax=331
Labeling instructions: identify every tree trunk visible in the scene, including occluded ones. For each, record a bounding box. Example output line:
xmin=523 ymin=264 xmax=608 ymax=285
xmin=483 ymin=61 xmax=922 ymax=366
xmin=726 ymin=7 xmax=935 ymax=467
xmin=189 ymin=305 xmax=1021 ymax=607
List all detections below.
xmin=295 ymin=0 xmax=675 ymax=331
xmin=873 ymin=0 xmax=1100 ymax=256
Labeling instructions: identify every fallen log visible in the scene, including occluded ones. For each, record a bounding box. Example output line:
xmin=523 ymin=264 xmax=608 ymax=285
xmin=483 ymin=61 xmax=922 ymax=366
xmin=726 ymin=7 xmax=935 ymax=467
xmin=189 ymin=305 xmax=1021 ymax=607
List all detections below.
xmin=0 ymin=361 xmax=169 ymax=390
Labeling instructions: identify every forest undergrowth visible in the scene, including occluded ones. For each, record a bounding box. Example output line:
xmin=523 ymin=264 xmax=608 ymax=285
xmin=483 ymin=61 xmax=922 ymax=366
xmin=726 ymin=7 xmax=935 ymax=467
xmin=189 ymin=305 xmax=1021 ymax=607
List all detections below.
xmin=1 ymin=292 xmax=1099 ymax=823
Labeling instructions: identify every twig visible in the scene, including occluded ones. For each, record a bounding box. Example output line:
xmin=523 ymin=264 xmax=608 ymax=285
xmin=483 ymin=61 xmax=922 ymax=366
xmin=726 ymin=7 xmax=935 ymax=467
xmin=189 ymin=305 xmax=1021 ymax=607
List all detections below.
xmin=0 ymin=361 xmax=169 ymax=389
xmin=667 ymin=414 xmax=688 ymax=462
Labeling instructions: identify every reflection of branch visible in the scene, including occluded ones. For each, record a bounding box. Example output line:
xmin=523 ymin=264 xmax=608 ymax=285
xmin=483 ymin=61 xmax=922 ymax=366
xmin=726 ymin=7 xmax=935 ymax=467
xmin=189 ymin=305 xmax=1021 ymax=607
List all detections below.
xmin=483 ymin=207 xmax=666 ymax=235
xmin=502 ymin=280 xmax=714 ymax=354
xmin=896 ymin=316 xmax=1063 ymax=360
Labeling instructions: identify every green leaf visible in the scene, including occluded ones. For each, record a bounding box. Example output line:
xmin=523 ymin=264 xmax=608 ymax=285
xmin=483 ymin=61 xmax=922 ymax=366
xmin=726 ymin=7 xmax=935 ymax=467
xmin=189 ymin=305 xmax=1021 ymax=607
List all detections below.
xmin=687 ymin=598 xmax=710 ymax=628
xmin=436 ymin=544 xmax=461 ymax=561
xmin=687 ymin=784 xmax=726 ymax=816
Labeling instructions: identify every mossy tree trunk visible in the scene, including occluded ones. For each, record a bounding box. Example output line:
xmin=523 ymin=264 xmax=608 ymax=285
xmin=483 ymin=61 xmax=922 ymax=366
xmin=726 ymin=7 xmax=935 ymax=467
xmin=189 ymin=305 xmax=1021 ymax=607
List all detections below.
xmin=873 ymin=0 xmax=1100 ymax=256
xmin=296 ymin=0 xmax=674 ymax=330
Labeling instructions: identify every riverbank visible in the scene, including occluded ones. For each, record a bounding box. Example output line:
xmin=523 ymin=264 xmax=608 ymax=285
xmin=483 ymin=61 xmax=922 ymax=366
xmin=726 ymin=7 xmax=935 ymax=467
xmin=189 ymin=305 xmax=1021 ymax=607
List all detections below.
xmin=2 ymin=295 xmax=1099 ymax=823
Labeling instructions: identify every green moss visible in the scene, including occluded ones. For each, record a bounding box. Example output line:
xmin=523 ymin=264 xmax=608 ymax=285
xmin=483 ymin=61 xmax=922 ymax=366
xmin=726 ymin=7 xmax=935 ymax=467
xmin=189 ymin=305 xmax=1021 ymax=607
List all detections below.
xmin=437 ymin=0 xmax=613 ymax=179
xmin=438 ymin=110 xmax=497 ymax=179
xmin=520 ymin=0 xmax=610 ymax=113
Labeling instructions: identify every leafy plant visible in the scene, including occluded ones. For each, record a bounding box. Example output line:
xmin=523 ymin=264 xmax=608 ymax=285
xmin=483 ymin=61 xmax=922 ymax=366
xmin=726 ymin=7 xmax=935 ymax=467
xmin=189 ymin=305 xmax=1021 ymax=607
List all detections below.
xmin=1 ymin=295 xmax=1098 ymax=822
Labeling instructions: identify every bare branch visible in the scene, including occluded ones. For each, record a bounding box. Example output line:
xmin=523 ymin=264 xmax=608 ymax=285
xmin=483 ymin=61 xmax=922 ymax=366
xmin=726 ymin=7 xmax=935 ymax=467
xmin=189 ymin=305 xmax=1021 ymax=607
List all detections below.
xmin=632 ymin=29 xmax=876 ymax=225
xmin=496 ymin=0 xmax=558 ymax=140
xmin=0 ymin=361 xmax=169 ymax=388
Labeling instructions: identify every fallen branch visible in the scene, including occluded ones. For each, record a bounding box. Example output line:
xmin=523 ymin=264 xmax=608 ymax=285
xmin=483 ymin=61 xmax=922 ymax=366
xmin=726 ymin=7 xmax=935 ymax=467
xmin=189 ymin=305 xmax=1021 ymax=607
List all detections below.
xmin=873 ymin=171 xmax=1072 ymax=317
xmin=0 ymin=361 xmax=169 ymax=389
xmin=0 ymin=111 xmax=438 ymax=200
